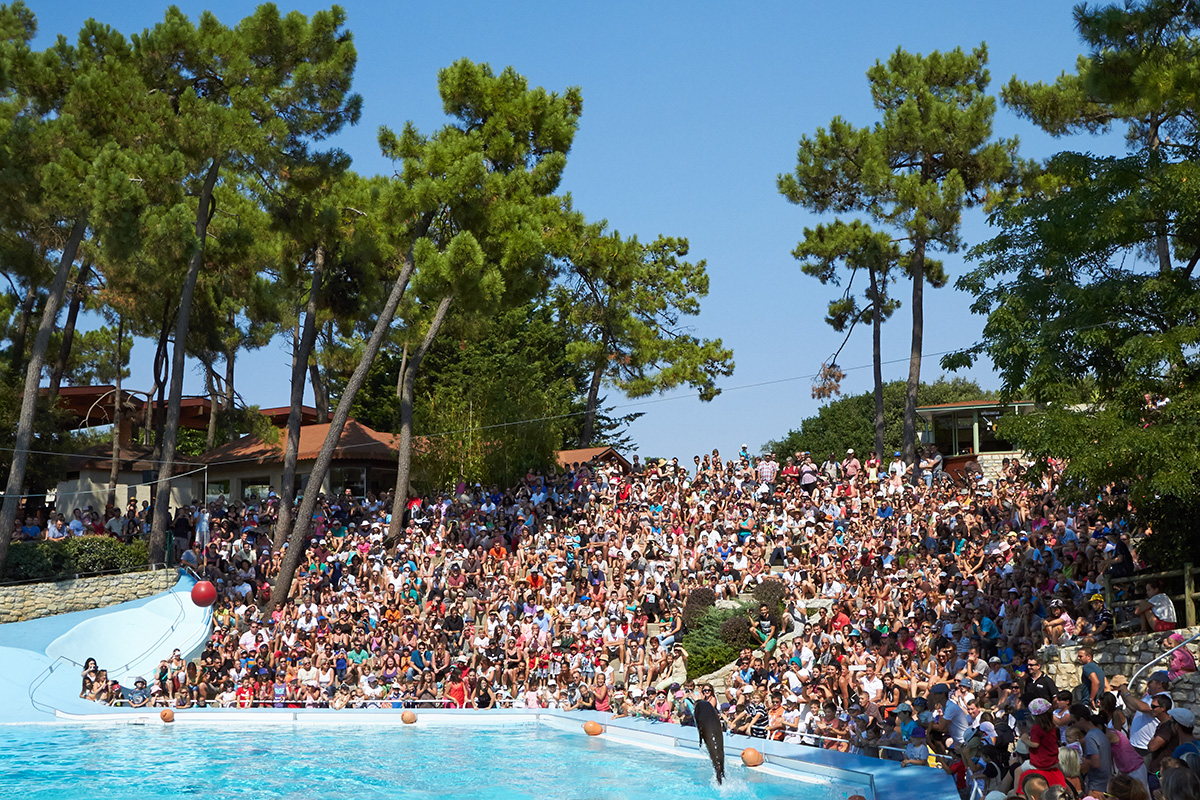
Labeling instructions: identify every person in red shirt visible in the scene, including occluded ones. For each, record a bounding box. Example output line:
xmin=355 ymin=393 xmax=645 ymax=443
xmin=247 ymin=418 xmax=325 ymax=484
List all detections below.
xmin=831 ymin=604 xmax=852 ymax=631
xmin=235 ymin=677 xmax=254 ymax=708
xmin=444 ymin=668 xmax=467 ymax=708
xmin=1018 ymin=697 xmax=1067 ymax=790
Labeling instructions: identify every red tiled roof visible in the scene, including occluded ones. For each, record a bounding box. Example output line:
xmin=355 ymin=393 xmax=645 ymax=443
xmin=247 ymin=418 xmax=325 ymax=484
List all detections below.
xmin=202 ymin=419 xmax=399 ymax=466
xmin=556 ymin=446 xmax=630 ymax=471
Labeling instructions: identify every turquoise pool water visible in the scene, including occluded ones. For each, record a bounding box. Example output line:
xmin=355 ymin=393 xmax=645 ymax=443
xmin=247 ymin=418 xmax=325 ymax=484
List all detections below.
xmin=0 ymin=723 xmax=849 ymax=800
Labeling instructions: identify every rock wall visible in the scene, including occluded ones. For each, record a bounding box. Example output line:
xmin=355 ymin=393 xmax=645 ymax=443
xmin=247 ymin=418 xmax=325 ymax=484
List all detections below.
xmin=1040 ymin=626 xmax=1200 ymax=707
xmin=0 ymin=569 xmax=179 ymax=624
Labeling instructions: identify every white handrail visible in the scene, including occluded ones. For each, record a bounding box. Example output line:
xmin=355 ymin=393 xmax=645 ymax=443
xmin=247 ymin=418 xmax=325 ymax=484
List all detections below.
xmin=1128 ymin=628 xmax=1200 ymax=691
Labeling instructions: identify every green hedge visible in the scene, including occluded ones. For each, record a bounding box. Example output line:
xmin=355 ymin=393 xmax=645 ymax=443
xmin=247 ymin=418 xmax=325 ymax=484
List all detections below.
xmin=682 ymin=601 xmax=753 ymax=680
xmin=5 ymin=537 xmax=150 ymax=582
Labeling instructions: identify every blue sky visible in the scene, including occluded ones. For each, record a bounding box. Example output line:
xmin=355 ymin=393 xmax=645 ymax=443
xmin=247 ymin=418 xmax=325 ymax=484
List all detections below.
xmin=35 ymin=1 xmax=1121 ymax=460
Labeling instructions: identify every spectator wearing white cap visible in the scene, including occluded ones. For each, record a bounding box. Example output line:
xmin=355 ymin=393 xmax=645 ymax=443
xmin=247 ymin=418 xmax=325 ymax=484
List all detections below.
xmin=1169 ymin=707 xmax=1200 ymax=761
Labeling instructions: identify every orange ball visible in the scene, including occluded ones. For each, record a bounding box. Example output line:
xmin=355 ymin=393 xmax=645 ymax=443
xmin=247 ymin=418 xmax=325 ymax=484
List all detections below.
xmin=160 ymin=708 xmax=175 ymax=723
xmin=401 ymin=710 xmax=417 ymax=724
xmin=583 ymin=720 xmax=603 ymax=736
xmin=741 ymin=747 xmax=764 ymax=767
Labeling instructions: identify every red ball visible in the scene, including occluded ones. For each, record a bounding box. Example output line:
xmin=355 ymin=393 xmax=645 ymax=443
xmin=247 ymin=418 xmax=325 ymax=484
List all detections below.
xmin=190 ymin=580 xmax=217 ymax=607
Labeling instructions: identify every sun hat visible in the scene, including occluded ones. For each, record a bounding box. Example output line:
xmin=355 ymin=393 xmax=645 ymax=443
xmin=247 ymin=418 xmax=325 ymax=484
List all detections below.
xmin=1029 ymin=698 xmax=1051 ymax=716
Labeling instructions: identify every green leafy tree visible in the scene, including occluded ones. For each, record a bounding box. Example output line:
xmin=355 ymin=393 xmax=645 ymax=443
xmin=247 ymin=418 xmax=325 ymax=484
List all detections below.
xmin=766 ymin=378 xmax=995 ymax=463
xmin=271 ymin=172 xmax=388 ymax=549
xmin=0 ymin=10 xmax=153 ymax=576
xmin=554 ymin=219 xmax=734 ymax=446
xmin=778 ymin=218 xmax=901 ymax=458
xmin=777 ymin=44 xmax=1017 ymax=465
xmin=131 ymin=4 xmax=363 ymax=563
xmin=376 ymin=59 xmax=583 ymax=541
xmin=948 ymin=0 xmax=1200 ymax=565
xmin=353 ymin=303 xmax=586 ymax=489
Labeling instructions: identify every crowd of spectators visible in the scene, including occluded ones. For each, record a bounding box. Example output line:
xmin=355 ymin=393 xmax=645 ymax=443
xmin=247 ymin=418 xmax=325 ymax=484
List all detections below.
xmin=71 ymin=443 xmax=1200 ymax=800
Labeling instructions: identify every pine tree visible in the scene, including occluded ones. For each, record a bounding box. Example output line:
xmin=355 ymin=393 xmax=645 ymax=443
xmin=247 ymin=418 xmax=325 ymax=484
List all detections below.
xmin=778 ymin=44 xmax=1017 ymax=464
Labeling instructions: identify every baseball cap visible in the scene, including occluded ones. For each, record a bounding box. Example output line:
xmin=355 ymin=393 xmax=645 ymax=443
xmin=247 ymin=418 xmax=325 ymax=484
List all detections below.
xmin=1170 ymin=708 xmax=1195 ymax=729
xmin=1151 ymin=670 xmax=1171 ymax=684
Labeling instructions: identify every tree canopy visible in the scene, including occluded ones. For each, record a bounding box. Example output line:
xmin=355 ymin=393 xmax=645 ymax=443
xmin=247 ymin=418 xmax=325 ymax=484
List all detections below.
xmin=948 ymin=0 xmax=1200 ymax=565
xmin=779 ymin=44 xmax=1017 ymax=465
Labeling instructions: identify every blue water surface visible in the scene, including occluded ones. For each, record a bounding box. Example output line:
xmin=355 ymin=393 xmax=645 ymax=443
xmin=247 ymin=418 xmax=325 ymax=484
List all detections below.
xmin=0 ymin=723 xmax=851 ymax=800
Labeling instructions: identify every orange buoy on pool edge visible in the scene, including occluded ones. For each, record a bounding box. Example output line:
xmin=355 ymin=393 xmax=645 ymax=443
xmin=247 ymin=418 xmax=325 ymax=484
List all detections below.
xmin=401 ymin=710 xmax=417 ymax=724
xmin=190 ymin=580 xmax=217 ymax=607
xmin=160 ymin=708 xmax=175 ymax=723
xmin=741 ymin=748 xmax=763 ymax=767
xmin=583 ymin=720 xmax=603 ymax=736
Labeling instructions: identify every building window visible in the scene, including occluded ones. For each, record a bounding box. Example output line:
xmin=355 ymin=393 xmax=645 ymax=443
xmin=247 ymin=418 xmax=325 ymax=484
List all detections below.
xmin=206 ymin=479 xmax=230 ymax=505
xmin=329 ymin=467 xmax=366 ymax=500
xmin=979 ymin=410 xmax=1016 ymax=453
xmin=241 ymin=477 xmax=272 ymax=502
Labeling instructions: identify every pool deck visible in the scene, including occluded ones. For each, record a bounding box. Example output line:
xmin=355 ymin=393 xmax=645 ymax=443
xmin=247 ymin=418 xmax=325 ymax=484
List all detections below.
xmin=0 ymin=576 xmax=958 ymax=800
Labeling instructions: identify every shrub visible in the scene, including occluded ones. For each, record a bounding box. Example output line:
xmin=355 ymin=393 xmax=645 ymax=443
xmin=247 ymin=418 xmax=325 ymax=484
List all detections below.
xmin=752 ymin=579 xmax=786 ymax=611
xmin=4 ymin=537 xmax=149 ymax=582
xmin=682 ymin=586 xmax=716 ymax=629
xmin=5 ymin=541 xmax=71 ymax=582
xmin=682 ymin=602 xmax=748 ymax=681
xmin=685 ymin=642 xmax=737 ymax=681
xmin=718 ymin=613 xmax=752 ymax=649
xmin=65 ymin=536 xmax=148 ymax=574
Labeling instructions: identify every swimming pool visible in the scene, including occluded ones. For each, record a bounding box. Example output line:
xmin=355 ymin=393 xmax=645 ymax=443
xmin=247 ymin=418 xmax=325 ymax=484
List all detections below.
xmin=0 ymin=721 xmax=851 ymax=800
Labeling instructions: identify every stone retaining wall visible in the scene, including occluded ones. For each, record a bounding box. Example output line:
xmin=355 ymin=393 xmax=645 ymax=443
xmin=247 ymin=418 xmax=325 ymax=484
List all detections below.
xmin=0 ymin=569 xmax=179 ymax=624
xmin=1040 ymin=626 xmax=1200 ymax=707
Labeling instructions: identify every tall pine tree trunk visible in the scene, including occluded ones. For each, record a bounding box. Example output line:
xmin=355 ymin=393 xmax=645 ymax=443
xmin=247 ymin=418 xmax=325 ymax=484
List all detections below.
xmin=108 ymin=318 xmax=123 ymax=510
xmin=45 ymin=260 xmax=90 ymax=402
xmin=580 ymin=360 xmax=605 ymax=447
xmin=47 ymin=260 xmax=91 ymax=404
xmin=870 ymin=268 xmax=885 ymax=460
xmin=902 ymin=237 xmax=926 ymax=467
xmin=223 ymin=343 xmax=236 ymax=442
xmin=149 ymin=159 xmax=222 ymax=564
xmin=146 ymin=300 xmax=172 ymax=450
xmin=9 ymin=288 xmax=35 ymax=375
xmin=310 ymin=350 xmax=329 ymax=423
xmin=0 ymin=215 xmax=87 ymax=577
xmin=388 ymin=294 xmax=453 ymax=542
xmin=268 ymin=219 xmax=429 ymax=612
xmin=204 ymin=360 xmax=219 ymax=450
xmin=275 ymin=247 xmax=323 ymax=550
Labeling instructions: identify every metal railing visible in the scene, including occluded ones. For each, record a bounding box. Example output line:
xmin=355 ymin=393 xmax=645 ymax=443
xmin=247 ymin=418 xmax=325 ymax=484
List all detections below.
xmin=780 ymin=730 xmax=954 ymax=764
xmin=1129 ymin=628 xmax=1200 ymax=691
xmin=103 ymin=696 xmax=463 ymax=709
xmin=27 ymin=583 xmax=196 ymax=716
xmin=0 ymin=561 xmax=172 ymax=587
